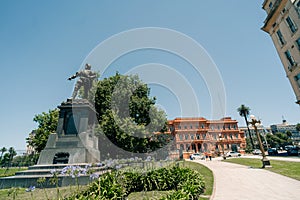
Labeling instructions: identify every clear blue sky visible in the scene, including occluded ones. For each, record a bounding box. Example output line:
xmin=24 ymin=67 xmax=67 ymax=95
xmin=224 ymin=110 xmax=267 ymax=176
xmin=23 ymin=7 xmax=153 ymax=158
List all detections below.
xmin=0 ymin=0 xmax=299 ymax=151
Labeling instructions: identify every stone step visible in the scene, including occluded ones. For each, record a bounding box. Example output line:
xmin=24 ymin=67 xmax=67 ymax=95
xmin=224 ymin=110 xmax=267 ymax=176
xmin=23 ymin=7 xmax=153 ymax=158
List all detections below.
xmin=28 ymin=163 xmax=93 ymax=170
xmin=0 ymin=174 xmax=91 ymax=189
xmin=17 ymin=166 xmax=105 ymax=176
xmin=15 ymin=169 xmax=52 ymax=176
xmin=0 ymin=168 xmax=108 ymax=189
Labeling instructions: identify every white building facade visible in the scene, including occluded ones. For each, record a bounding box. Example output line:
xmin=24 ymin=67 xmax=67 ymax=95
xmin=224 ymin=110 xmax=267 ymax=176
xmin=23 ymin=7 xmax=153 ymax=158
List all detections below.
xmin=270 ymin=119 xmax=300 ymax=144
xmin=262 ymin=0 xmax=300 ymax=104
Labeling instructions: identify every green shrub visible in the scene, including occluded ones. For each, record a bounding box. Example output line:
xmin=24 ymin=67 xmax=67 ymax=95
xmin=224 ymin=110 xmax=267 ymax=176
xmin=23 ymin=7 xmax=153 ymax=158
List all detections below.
xmin=68 ymin=165 xmax=205 ymax=199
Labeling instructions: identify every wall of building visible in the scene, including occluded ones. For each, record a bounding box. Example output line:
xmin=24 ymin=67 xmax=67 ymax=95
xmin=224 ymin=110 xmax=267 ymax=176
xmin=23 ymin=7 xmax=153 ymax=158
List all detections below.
xmin=262 ymin=0 xmax=300 ymax=103
xmin=167 ymin=117 xmax=246 ymax=158
xmin=270 ymin=120 xmax=300 ymax=144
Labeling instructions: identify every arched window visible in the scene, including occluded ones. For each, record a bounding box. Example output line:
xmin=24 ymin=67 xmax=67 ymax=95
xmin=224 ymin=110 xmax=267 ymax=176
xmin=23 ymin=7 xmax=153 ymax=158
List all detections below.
xmin=185 ymin=134 xmax=189 ymax=140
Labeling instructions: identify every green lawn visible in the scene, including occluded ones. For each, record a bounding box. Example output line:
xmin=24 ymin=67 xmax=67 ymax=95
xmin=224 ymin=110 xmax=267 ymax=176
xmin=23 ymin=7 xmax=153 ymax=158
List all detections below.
xmin=0 ymin=162 xmax=214 ymax=200
xmin=224 ymin=158 xmax=300 ymax=181
xmin=0 ymin=186 xmax=87 ymax=200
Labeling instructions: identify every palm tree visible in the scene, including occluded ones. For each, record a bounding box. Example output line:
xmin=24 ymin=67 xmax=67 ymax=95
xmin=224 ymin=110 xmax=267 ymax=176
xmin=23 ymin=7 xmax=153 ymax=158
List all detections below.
xmin=237 ymin=104 xmax=255 ymax=149
xmin=7 ymin=147 xmax=17 ymax=169
xmin=0 ymin=147 xmax=7 ymax=161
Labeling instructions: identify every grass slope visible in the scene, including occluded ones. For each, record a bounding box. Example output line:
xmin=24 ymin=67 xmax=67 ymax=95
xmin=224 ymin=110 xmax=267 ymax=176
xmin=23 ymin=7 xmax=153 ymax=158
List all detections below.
xmin=224 ymin=158 xmax=300 ymax=181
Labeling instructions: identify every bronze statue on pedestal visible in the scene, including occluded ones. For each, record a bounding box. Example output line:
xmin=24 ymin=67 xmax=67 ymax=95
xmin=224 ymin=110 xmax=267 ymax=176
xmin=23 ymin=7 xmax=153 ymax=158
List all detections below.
xmin=68 ymin=63 xmax=97 ymax=99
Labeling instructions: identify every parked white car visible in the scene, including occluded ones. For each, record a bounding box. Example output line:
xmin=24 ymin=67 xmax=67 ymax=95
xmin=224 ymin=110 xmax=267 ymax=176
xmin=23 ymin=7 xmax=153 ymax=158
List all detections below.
xmin=225 ymin=151 xmax=241 ymax=157
xmin=252 ymin=149 xmax=262 ymax=155
xmin=190 ymin=153 xmax=205 ymax=160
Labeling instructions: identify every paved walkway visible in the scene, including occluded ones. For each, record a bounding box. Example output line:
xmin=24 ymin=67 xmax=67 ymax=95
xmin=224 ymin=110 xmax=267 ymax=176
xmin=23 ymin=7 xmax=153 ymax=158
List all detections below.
xmin=194 ymin=158 xmax=300 ymax=200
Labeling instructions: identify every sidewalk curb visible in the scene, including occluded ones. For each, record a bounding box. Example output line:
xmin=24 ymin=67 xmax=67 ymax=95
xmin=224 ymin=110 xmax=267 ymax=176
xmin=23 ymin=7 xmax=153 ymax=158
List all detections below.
xmin=209 ymin=163 xmax=216 ymax=200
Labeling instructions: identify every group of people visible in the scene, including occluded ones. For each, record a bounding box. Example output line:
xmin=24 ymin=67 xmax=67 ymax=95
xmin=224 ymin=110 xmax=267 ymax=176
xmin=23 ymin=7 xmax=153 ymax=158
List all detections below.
xmin=204 ymin=152 xmax=212 ymax=161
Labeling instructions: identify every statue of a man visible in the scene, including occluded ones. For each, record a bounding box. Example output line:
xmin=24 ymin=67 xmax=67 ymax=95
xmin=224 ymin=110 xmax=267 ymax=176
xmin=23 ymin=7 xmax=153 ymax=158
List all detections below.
xmin=68 ymin=63 xmax=97 ymax=99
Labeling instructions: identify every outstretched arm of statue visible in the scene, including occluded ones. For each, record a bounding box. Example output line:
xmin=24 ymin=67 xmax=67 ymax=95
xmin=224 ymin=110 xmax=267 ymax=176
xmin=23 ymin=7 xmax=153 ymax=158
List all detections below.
xmin=91 ymin=73 xmax=97 ymax=80
xmin=90 ymin=72 xmax=98 ymax=80
xmin=67 ymin=72 xmax=79 ymax=80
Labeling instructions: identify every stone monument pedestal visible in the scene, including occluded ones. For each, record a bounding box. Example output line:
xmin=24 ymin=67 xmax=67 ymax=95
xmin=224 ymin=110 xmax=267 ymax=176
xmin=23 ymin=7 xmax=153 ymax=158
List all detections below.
xmin=38 ymin=99 xmax=100 ymax=165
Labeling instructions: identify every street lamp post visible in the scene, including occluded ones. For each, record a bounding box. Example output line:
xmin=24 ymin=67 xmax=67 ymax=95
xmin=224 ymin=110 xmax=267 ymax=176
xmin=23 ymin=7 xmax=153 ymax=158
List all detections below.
xmin=249 ymin=115 xmax=271 ymax=168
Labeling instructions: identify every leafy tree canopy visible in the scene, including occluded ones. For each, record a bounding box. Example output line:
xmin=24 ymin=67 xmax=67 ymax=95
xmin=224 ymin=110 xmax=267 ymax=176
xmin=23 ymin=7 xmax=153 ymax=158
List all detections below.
xmin=26 ymin=109 xmax=59 ymax=153
xmin=0 ymin=147 xmax=17 ymax=168
xmin=95 ymin=73 xmax=169 ymax=154
xmin=266 ymin=132 xmax=292 ymax=149
xmin=296 ymin=123 xmax=300 ymax=132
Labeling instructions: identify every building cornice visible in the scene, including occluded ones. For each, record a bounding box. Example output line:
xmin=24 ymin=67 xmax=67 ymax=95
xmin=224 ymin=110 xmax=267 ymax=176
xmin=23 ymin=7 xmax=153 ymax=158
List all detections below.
xmin=263 ymin=0 xmax=269 ymax=8
xmin=262 ymin=0 xmax=287 ymax=32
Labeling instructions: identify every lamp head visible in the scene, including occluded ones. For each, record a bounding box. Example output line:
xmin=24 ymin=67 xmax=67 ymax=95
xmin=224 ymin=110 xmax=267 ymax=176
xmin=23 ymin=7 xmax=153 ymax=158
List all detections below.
xmin=250 ymin=115 xmax=256 ymax=120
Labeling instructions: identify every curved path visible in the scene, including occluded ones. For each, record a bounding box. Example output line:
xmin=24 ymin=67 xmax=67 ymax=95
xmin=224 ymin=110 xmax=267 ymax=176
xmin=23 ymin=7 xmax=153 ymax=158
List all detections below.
xmin=194 ymin=158 xmax=300 ymax=200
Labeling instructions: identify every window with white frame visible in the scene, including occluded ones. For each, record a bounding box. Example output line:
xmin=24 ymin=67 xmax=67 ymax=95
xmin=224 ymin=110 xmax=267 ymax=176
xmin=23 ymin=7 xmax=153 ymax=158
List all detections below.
xmin=179 ymin=134 xmax=183 ymax=141
xmin=269 ymin=2 xmax=273 ymax=9
xmin=296 ymin=38 xmax=300 ymax=51
xmin=186 ymin=144 xmax=190 ymax=151
xmin=190 ymin=134 xmax=194 ymax=140
xmin=286 ymin=16 xmax=297 ymax=33
xmin=185 ymin=134 xmax=189 ymax=140
xmin=276 ymin=30 xmax=285 ymax=46
xmin=294 ymin=73 xmax=300 ymax=88
xmin=295 ymin=0 xmax=300 ymax=16
xmin=213 ymin=134 xmax=217 ymax=140
xmin=285 ymin=50 xmax=296 ymax=68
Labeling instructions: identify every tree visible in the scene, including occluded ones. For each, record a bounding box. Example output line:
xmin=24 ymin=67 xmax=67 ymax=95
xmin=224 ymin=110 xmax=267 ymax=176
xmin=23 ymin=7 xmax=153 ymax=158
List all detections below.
xmin=7 ymin=147 xmax=17 ymax=169
xmin=11 ymin=153 xmax=39 ymax=167
xmin=95 ymin=73 xmax=169 ymax=156
xmin=0 ymin=153 xmax=9 ymax=168
xmin=286 ymin=130 xmax=292 ymax=139
xmin=26 ymin=109 xmax=59 ymax=153
xmin=237 ymin=104 xmax=255 ymax=149
xmin=266 ymin=132 xmax=292 ymax=149
xmin=0 ymin=147 xmax=7 ymax=161
xmin=296 ymin=123 xmax=300 ymax=132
